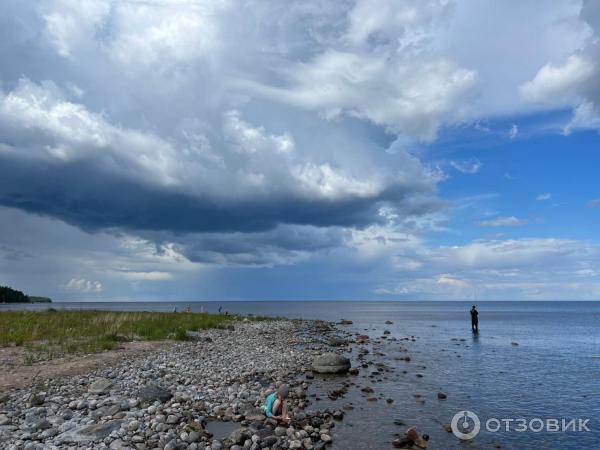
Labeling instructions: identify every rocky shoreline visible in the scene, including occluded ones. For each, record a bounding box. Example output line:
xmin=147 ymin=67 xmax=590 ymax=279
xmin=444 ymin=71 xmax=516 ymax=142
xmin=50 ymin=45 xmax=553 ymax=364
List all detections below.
xmin=0 ymin=319 xmax=353 ymax=450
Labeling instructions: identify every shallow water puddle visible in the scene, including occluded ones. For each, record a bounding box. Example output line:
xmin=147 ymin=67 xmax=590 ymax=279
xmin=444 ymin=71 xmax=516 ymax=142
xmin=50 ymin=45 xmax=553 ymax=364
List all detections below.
xmin=205 ymin=421 xmax=240 ymax=440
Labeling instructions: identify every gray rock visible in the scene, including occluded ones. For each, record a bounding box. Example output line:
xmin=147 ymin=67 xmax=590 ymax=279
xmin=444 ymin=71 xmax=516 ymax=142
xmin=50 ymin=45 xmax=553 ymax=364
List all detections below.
xmin=40 ymin=427 xmax=59 ymax=438
xmin=31 ymin=418 xmax=51 ymax=430
xmin=29 ymin=394 xmax=45 ymax=406
xmin=166 ymin=414 xmax=180 ymax=424
xmin=328 ymin=337 xmax=348 ymax=347
xmin=110 ymin=439 xmax=129 ymax=449
xmin=56 ymin=419 xmax=124 ymax=443
xmin=256 ymin=428 xmax=274 ymax=439
xmin=294 ymin=387 xmax=306 ymax=399
xmin=261 ymin=435 xmax=278 ymax=446
xmin=312 ymin=353 xmax=351 ymax=374
xmin=89 ymin=378 xmax=114 ymax=394
xmin=138 ymin=384 xmax=172 ymax=403
xmin=230 ymin=428 xmax=248 ymax=445
xmin=164 ymin=440 xmax=177 ymax=450
xmin=97 ymin=404 xmax=122 ymax=418
xmin=186 ymin=430 xmax=201 ymax=442
xmin=320 ymin=433 xmax=332 ymax=443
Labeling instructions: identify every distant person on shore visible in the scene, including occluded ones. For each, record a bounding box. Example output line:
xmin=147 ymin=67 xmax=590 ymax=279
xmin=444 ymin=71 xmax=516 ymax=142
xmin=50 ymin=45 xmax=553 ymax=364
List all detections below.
xmin=265 ymin=385 xmax=291 ymax=422
xmin=218 ymin=306 xmax=222 ymax=314
xmin=470 ymin=305 xmax=479 ymax=332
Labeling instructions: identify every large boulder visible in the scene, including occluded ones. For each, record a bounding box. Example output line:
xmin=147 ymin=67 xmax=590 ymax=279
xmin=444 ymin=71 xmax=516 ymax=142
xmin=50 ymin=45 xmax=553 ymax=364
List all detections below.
xmin=312 ymin=353 xmax=351 ymax=374
xmin=138 ymin=383 xmax=172 ymax=403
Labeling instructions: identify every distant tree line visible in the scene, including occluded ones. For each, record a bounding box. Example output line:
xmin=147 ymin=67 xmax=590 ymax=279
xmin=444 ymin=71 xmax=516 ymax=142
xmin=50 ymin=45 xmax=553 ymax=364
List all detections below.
xmin=0 ymin=286 xmax=51 ymax=303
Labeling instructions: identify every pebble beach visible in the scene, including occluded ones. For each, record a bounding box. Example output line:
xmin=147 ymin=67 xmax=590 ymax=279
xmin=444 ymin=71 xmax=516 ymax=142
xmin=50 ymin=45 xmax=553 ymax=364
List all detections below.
xmin=0 ymin=319 xmax=364 ymax=450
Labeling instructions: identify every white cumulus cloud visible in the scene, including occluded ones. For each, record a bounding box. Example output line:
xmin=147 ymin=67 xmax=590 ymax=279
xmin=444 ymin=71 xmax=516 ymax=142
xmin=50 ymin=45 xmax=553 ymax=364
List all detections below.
xmin=64 ymin=278 xmax=103 ymax=293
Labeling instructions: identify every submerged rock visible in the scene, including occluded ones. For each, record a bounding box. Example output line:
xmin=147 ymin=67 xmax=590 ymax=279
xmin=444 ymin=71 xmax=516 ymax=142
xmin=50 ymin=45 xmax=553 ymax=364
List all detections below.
xmin=356 ymin=335 xmax=369 ymax=344
xmin=393 ymin=427 xmax=429 ymax=449
xmin=328 ymin=337 xmax=348 ymax=347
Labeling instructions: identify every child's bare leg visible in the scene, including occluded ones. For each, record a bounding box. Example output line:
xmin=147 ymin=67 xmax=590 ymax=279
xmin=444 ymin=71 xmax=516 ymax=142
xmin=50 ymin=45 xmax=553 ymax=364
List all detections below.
xmin=282 ymin=401 xmax=290 ymax=420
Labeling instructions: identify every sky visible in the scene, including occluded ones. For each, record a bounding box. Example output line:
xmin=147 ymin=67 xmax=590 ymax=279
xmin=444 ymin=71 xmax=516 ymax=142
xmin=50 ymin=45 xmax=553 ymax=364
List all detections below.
xmin=1 ymin=0 xmax=600 ymax=301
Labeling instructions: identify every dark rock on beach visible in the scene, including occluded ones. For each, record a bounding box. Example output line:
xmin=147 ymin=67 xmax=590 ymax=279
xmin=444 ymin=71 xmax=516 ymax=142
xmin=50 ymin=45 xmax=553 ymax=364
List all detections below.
xmin=138 ymin=383 xmax=173 ymax=403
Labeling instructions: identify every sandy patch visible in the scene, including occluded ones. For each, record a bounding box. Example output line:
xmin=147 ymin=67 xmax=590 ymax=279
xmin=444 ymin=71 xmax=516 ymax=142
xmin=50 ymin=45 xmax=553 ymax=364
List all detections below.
xmin=0 ymin=341 xmax=173 ymax=392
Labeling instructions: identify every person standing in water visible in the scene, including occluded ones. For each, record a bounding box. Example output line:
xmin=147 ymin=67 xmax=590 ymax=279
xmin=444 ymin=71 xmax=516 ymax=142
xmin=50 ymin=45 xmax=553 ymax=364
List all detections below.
xmin=470 ymin=305 xmax=479 ymax=332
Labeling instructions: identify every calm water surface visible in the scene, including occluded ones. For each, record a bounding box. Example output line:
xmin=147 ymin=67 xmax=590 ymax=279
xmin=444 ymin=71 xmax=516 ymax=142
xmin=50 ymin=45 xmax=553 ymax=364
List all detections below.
xmin=2 ymin=301 xmax=599 ymax=449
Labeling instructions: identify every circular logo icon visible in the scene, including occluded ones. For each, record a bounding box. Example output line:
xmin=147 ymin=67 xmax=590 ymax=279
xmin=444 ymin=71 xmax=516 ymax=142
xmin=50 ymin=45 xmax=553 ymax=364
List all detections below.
xmin=451 ymin=410 xmax=481 ymax=440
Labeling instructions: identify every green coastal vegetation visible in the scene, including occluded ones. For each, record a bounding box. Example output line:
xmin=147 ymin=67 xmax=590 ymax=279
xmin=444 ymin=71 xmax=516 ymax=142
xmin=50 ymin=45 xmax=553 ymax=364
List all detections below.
xmin=0 ymin=309 xmax=246 ymax=363
xmin=0 ymin=285 xmax=51 ymax=303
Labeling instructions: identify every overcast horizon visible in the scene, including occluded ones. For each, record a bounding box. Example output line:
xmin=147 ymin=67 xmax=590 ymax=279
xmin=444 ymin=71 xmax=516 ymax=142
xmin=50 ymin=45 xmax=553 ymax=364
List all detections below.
xmin=2 ymin=0 xmax=600 ymax=302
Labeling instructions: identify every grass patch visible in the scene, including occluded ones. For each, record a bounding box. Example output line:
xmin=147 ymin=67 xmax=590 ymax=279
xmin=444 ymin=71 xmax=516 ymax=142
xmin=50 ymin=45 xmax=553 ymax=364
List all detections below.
xmin=0 ymin=310 xmax=238 ymax=357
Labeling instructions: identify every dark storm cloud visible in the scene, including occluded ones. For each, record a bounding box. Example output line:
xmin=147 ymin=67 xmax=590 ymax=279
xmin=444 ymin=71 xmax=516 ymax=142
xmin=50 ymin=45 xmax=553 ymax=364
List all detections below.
xmin=0 ymin=151 xmax=441 ymax=234
xmin=170 ymin=225 xmax=347 ymax=266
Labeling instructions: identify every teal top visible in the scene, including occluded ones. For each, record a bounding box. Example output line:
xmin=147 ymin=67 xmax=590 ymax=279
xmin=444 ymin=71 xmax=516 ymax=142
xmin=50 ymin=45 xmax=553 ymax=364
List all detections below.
xmin=264 ymin=392 xmax=276 ymax=417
